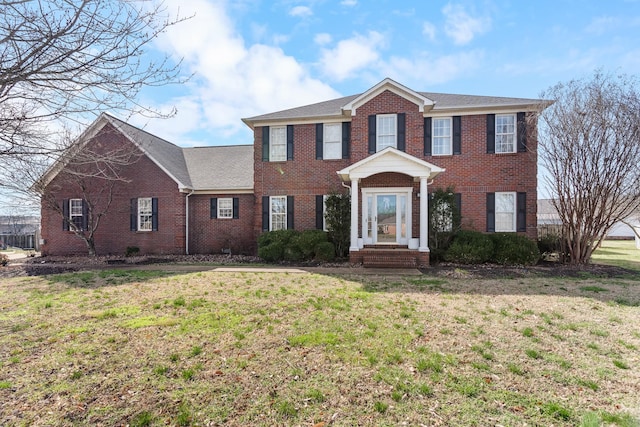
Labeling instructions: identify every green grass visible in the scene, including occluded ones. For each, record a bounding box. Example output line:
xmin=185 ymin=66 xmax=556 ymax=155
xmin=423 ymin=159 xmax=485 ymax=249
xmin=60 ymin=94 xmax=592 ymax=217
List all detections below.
xmin=1 ymin=269 xmax=639 ymax=426
xmin=592 ymin=240 xmax=640 ymax=271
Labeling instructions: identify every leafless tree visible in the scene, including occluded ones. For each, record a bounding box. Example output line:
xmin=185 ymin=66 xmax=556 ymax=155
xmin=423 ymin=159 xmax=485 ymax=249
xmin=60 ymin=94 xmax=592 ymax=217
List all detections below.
xmin=0 ymin=0 xmax=188 ymax=188
xmin=32 ymin=126 xmax=143 ymax=256
xmin=535 ymin=71 xmax=640 ymax=264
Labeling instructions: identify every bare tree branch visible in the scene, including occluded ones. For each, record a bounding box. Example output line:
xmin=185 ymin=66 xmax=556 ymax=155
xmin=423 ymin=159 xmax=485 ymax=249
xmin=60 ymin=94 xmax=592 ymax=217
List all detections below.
xmin=534 ymin=70 xmax=640 ymax=264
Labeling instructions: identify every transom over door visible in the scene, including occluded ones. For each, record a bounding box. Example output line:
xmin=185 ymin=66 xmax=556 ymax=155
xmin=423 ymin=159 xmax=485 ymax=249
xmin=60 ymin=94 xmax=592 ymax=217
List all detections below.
xmin=363 ymin=189 xmax=411 ymax=245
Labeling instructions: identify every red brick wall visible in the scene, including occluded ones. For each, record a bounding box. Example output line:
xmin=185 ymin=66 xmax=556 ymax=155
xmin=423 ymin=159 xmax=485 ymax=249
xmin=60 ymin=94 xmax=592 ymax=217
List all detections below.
xmin=188 ymin=194 xmax=255 ymax=255
xmin=41 ymin=123 xmax=187 ymax=256
xmin=253 ymin=89 xmax=538 ymax=242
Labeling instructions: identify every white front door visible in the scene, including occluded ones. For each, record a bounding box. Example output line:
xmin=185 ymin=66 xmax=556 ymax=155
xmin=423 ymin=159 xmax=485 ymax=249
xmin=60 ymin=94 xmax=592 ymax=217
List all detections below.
xmin=363 ymin=188 xmax=411 ymax=245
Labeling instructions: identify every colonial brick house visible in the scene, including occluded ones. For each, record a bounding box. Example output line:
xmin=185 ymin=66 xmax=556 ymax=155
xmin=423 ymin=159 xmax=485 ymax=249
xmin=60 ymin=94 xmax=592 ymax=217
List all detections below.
xmin=40 ymin=78 xmax=543 ymax=266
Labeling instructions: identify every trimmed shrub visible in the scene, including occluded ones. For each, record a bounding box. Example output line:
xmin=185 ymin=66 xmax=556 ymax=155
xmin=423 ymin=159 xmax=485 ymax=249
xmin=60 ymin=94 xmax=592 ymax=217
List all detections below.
xmin=258 ymin=241 xmax=285 ymax=262
xmin=0 ymin=253 xmax=8 ymax=267
xmin=490 ymin=233 xmax=541 ymax=265
xmin=444 ymin=230 xmax=494 ymax=264
xmin=257 ymin=229 xmax=298 ymax=248
xmin=125 ymin=246 xmax=140 ymax=257
xmin=314 ymin=241 xmax=336 ymax=262
xmin=291 ymin=230 xmax=328 ymax=259
xmin=538 ymin=234 xmax=562 ymax=255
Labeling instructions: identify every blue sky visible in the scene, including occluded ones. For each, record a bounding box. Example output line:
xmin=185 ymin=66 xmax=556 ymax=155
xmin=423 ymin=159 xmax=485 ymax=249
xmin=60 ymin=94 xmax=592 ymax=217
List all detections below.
xmin=134 ymin=0 xmax=640 ymax=148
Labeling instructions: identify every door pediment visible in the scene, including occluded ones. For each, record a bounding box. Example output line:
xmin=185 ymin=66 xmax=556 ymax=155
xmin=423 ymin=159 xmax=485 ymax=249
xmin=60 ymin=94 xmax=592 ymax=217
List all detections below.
xmin=337 ymin=147 xmax=445 ymax=181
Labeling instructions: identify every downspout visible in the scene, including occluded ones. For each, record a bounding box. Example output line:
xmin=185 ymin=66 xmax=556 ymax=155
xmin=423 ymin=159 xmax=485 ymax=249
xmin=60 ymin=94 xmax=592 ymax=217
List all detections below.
xmin=185 ymin=190 xmax=194 ymax=255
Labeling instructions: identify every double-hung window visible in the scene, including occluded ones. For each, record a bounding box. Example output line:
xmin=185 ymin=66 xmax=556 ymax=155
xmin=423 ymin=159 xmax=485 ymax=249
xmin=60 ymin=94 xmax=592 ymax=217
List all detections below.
xmin=495 ymin=192 xmax=516 ymax=232
xmin=377 ymin=114 xmax=397 ymax=151
xmin=270 ymin=196 xmax=287 ymax=231
xmin=217 ymin=198 xmax=233 ymax=219
xmin=270 ymin=126 xmax=287 ymax=161
xmin=323 ymin=123 xmax=342 ymax=160
xmin=495 ymin=114 xmax=516 ymax=153
xmin=137 ymin=197 xmax=153 ymax=231
xmin=432 ymin=118 xmax=452 ymax=155
xmin=69 ymin=199 xmax=84 ymax=231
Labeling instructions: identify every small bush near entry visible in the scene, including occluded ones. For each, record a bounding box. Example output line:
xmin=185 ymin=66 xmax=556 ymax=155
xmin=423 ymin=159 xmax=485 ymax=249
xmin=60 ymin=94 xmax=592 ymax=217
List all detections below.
xmin=125 ymin=246 xmax=140 ymax=257
xmin=0 ymin=253 xmax=8 ymax=267
xmin=314 ymin=241 xmax=336 ymax=262
xmin=258 ymin=229 xmax=335 ymax=263
xmin=490 ymin=233 xmax=541 ymax=265
xmin=291 ymin=230 xmax=328 ymax=259
xmin=444 ymin=230 xmax=494 ymax=264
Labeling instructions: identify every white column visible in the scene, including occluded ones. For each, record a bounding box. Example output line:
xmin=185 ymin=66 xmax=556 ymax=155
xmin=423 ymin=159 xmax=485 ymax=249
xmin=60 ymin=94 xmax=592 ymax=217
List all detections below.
xmin=419 ymin=176 xmax=429 ymax=252
xmin=350 ymin=178 xmax=359 ymax=251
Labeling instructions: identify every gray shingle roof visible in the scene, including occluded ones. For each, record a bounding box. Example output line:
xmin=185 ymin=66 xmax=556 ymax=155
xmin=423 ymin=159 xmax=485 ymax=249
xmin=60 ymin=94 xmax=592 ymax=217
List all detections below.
xmin=107 ymin=114 xmax=253 ymax=192
xmin=243 ymin=91 xmax=544 ymax=124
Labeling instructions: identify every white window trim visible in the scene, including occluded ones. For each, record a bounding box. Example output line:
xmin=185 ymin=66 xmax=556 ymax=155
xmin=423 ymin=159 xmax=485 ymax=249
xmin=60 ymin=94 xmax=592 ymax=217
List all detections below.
xmin=270 ymin=196 xmax=287 ymax=231
xmin=137 ymin=197 xmax=153 ymax=232
xmin=270 ymin=126 xmax=287 ymax=162
xmin=323 ymin=123 xmax=342 ymax=160
xmin=432 ymin=117 xmax=452 ymax=156
xmin=495 ymin=114 xmax=516 ymax=154
xmin=376 ymin=114 xmax=397 ymax=152
xmin=69 ymin=199 xmax=83 ymax=230
xmin=495 ymin=192 xmax=516 ymax=232
xmin=217 ymin=198 xmax=233 ymax=219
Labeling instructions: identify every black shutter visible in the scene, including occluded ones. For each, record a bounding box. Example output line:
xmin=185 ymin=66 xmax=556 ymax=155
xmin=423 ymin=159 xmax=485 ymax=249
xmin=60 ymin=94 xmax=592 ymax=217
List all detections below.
xmin=286 ymin=125 xmax=294 ymax=161
xmin=486 ymin=193 xmax=495 ymax=232
xmin=233 ymin=197 xmax=239 ymax=219
xmin=287 ymin=196 xmax=294 ymax=230
xmin=262 ymin=196 xmax=269 ymax=232
xmin=315 ymin=123 xmax=323 ymax=160
xmin=397 ymin=113 xmax=406 ymax=151
xmin=62 ymin=199 xmax=69 ymax=231
xmin=81 ymin=199 xmax=88 ymax=231
xmin=453 ymin=116 xmax=462 ymax=155
xmin=368 ymin=115 xmax=376 ymax=153
xmin=262 ymin=127 xmax=269 ymax=161
xmin=151 ymin=197 xmax=158 ymax=231
xmin=486 ymin=114 xmax=495 ymax=154
xmin=424 ymin=117 xmax=432 ymax=156
xmin=342 ymin=122 xmax=350 ymax=159
xmin=454 ymin=193 xmax=462 ymax=227
xmin=130 ymin=198 xmax=137 ymax=231
xmin=316 ymin=195 xmax=324 ymax=230
xmin=210 ymin=198 xmax=217 ymax=219
xmin=517 ymin=112 xmax=527 ymax=152
xmin=517 ymin=192 xmax=527 ymax=232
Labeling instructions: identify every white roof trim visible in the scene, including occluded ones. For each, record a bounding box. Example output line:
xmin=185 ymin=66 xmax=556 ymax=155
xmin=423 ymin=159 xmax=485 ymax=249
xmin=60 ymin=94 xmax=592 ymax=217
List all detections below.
xmin=337 ymin=147 xmax=445 ymax=181
xmin=342 ymin=78 xmax=435 ymax=116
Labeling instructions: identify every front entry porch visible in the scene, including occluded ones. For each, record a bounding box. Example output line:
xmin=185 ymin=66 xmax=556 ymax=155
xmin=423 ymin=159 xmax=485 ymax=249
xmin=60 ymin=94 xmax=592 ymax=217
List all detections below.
xmin=337 ymin=148 xmax=445 ymax=268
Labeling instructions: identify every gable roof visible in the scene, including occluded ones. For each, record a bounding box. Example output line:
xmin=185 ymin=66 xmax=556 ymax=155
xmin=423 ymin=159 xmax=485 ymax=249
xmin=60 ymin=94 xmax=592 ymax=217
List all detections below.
xmin=40 ymin=113 xmax=253 ymax=193
xmin=338 ymin=147 xmax=445 ymax=181
xmin=242 ymin=78 xmax=547 ymax=127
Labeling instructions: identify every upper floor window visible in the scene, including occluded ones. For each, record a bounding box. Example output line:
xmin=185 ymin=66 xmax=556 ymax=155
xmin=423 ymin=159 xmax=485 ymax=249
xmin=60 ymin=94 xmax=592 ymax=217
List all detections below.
xmin=495 ymin=114 xmax=516 ymax=153
xmin=377 ymin=114 xmax=397 ymax=151
xmin=323 ymin=123 xmax=342 ymax=160
xmin=432 ymin=118 xmax=452 ymax=155
xmin=270 ymin=126 xmax=287 ymax=161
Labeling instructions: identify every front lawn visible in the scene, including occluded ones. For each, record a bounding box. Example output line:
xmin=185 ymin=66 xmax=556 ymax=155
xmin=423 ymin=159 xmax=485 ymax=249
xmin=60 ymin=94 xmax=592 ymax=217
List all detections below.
xmin=593 ymin=240 xmax=640 ymax=271
xmin=1 ymin=269 xmax=639 ymax=426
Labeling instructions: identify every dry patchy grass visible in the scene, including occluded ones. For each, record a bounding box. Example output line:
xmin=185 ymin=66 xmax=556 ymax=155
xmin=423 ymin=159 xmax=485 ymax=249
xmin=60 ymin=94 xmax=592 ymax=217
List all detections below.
xmin=1 ymin=269 xmax=640 ymax=426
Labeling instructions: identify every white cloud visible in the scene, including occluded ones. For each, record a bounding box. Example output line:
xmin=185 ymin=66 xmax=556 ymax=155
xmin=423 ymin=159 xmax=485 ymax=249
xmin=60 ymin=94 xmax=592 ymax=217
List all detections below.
xmin=442 ymin=3 xmax=491 ymax=45
xmin=314 ymin=33 xmax=332 ymax=45
xmin=380 ymin=50 xmax=485 ymax=86
xmin=319 ymin=31 xmax=385 ymax=81
xmin=422 ymin=22 xmax=436 ymax=41
xmin=289 ymin=5 xmax=312 ymax=17
xmin=144 ymin=0 xmax=339 ymax=145
xmin=341 ymin=0 xmax=357 ymax=6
